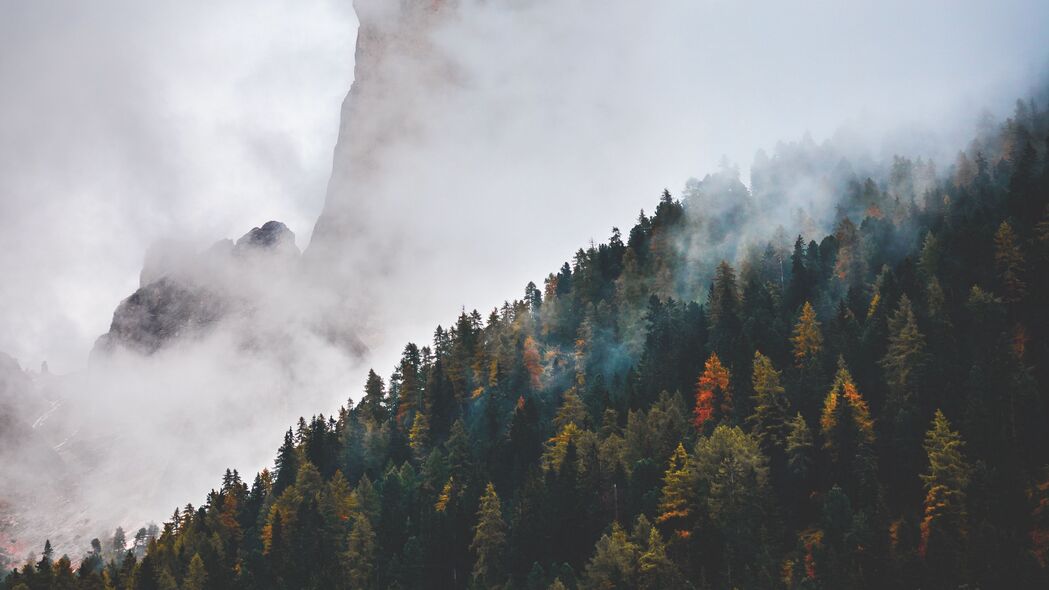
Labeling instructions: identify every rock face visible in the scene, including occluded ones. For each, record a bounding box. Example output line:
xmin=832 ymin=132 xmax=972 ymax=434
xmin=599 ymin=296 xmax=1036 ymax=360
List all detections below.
xmin=235 ymin=220 xmax=299 ymax=255
xmin=93 ymin=221 xmax=299 ymax=357
xmin=306 ymin=0 xmax=457 ymax=274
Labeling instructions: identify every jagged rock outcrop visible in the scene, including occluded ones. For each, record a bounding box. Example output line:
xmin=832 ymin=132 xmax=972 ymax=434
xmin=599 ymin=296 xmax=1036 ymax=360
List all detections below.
xmin=235 ymin=220 xmax=300 ymax=255
xmin=93 ymin=221 xmax=299 ymax=357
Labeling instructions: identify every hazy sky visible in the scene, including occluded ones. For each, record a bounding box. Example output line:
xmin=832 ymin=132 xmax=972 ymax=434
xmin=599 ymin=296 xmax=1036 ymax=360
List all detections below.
xmin=1 ymin=0 xmax=1047 ymax=373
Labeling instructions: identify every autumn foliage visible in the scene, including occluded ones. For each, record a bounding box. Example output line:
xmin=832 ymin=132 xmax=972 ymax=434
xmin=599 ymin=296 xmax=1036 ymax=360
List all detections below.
xmin=693 ymin=352 xmax=731 ymax=430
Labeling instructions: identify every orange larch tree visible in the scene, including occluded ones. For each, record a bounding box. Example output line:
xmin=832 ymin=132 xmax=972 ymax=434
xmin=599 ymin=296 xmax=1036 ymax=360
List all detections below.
xmin=693 ymin=352 xmax=732 ymax=431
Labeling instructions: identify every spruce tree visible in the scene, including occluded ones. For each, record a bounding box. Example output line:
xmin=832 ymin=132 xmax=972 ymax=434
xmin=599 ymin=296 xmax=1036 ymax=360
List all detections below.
xmin=360 ymin=369 xmax=388 ymax=424
xmin=273 ymin=428 xmax=300 ymax=496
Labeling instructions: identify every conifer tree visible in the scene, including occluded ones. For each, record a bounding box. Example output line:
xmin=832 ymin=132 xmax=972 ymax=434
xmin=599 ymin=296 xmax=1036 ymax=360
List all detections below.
xmin=344 ymin=513 xmax=376 ymax=590
xmin=708 ymin=261 xmax=744 ymax=369
xmin=693 ymin=352 xmax=731 ymax=431
xmin=183 ymin=554 xmax=207 ymax=590
xmin=555 ymin=387 xmax=589 ymax=431
xmin=994 ymin=221 xmax=1027 ymax=303
xmin=360 ymin=369 xmax=388 ymax=424
xmin=636 ymin=525 xmax=682 ymax=590
xmin=273 ymin=428 xmax=300 ymax=496
xmin=881 ymin=294 xmax=927 ymax=411
xmin=408 ymin=411 xmax=430 ymax=459
xmin=748 ymin=351 xmax=790 ymax=458
xmin=785 ymin=413 xmax=813 ymax=482
xmin=581 ymin=523 xmax=638 ymax=589
xmin=470 ymin=483 xmax=507 ymax=588
xmin=656 ymin=443 xmax=693 ymax=541
xmin=792 ymin=302 xmax=823 ymax=367
xmin=820 ymin=360 xmax=876 ymax=502
xmin=522 ymin=336 xmax=543 ymax=391
xmin=919 ymin=410 xmax=971 ymax=584
xmin=791 ymin=301 xmax=826 ymax=420
xmin=692 ymin=425 xmax=773 ymax=586
xmin=787 ymin=235 xmax=810 ymax=312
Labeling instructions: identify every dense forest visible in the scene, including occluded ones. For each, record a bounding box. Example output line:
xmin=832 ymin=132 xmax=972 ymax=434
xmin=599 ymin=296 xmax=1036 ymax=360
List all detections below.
xmin=6 ymin=99 xmax=1049 ymax=589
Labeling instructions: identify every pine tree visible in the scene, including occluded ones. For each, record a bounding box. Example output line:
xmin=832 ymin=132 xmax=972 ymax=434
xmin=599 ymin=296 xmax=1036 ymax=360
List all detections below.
xmin=708 ymin=261 xmax=744 ymax=369
xmin=748 ymin=351 xmax=790 ymax=457
xmin=111 ymin=527 xmax=126 ymax=557
xmin=785 ymin=413 xmax=813 ymax=482
xmin=408 ymin=411 xmax=430 ymax=459
xmin=637 ymin=525 xmax=682 ymax=590
xmin=52 ymin=555 xmax=76 ymax=590
xmin=792 ymin=302 xmax=823 ymax=366
xmin=692 ymin=425 xmax=773 ymax=585
xmin=881 ymin=294 xmax=926 ymax=410
xmin=360 ymin=369 xmax=388 ymax=424
xmin=555 ymin=387 xmax=589 ymax=431
xmin=581 ymin=523 xmax=638 ymax=589
xmin=820 ymin=360 xmax=876 ymax=503
xmin=994 ymin=221 xmax=1027 ymax=303
xmin=344 ymin=513 xmax=376 ymax=589
xmin=919 ymin=410 xmax=971 ymax=584
xmin=693 ymin=352 xmax=732 ymax=431
xmin=787 ymin=235 xmax=810 ymax=312
xmin=820 ymin=361 xmax=874 ymax=460
xmin=656 ymin=443 xmax=693 ymax=540
xmin=470 ymin=482 xmax=507 ymax=588
xmin=183 ymin=554 xmax=207 ymax=590
xmin=273 ymin=428 xmax=300 ymax=496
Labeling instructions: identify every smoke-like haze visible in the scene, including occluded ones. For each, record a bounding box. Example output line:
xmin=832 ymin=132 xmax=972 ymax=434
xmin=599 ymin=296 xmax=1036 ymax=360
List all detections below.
xmin=1 ymin=0 xmax=1047 ymax=557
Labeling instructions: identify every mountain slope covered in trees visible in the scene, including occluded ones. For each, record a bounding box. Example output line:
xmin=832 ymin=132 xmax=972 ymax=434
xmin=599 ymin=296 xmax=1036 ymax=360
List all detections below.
xmin=6 ymin=100 xmax=1049 ymax=589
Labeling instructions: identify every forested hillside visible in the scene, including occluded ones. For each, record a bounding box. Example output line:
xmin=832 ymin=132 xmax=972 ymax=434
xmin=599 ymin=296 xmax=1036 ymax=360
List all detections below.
xmin=6 ymin=100 xmax=1049 ymax=589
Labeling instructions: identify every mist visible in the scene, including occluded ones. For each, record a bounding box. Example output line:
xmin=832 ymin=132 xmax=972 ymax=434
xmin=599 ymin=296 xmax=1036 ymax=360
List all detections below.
xmin=1 ymin=0 xmax=1048 ymax=558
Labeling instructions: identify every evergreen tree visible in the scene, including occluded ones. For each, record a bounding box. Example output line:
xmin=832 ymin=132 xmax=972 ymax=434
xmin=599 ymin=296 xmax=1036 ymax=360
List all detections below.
xmin=919 ymin=410 xmax=971 ymax=586
xmin=273 ymin=428 xmax=300 ymax=496
xmin=881 ymin=295 xmax=926 ymax=409
xmin=708 ymin=261 xmax=745 ymax=369
xmin=656 ymin=443 xmax=693 ymax=541
xmin=994 ymin=221 xmax=1027 ymax=303
xmin=792 ymin=302 xmax=823 ymax=367
xmin=183 ymin=554 xmax=207 ymax=590
xmin=470 ymin=483 xmax=507 ymax=588
xmin=820 ymin=360 xmax=876 ymax=504
xmin=581 ymin=523 xmax=638 ymax=590
xmin=692 ymin=425 xmax=774 ymax=587
xmin=748 ymin=351 xmax=790 ymax=461
xmin=360 ymin=369 xmax=388 ymax=424
xmin=344 ymin=513 xmax=376 ymax=590
xmin=785 ymin=413 xmax=814 ymax=482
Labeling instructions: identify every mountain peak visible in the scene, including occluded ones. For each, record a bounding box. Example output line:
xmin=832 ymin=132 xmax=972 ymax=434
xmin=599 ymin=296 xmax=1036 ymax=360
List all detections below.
xmin=234 ymin=220 xmax=298 ymax=254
